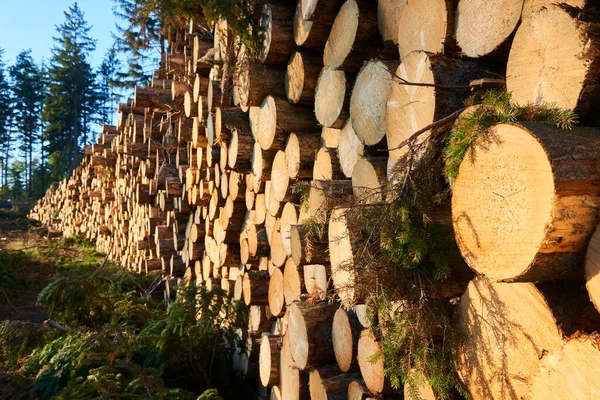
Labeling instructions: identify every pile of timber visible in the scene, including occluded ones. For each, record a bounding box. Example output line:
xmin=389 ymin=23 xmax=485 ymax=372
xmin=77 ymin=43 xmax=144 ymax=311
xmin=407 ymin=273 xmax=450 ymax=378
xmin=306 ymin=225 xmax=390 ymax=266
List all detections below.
xmin=31 ymin=0 xmax=600 ymax=399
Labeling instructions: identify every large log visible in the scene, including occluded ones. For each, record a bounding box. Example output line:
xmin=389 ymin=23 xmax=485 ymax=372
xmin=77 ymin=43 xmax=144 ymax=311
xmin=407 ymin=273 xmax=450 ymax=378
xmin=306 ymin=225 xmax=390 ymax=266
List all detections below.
xmin=350 ymin=59 xmax=398 ymax=146
xmin=452 ymin=122 xmax=600 ymax=282
xmin=243 ymin=270 xmax=271 ymax=305
xmin=237 ymin=63 xmax=286 ymax=111
xmin=357 ymin=329 xmax=391 ymax=394
xmin=268 ymin=267 xmax=286 ymax=318
xmin=457 ymin=277 xmax=563 ymax=400
xmin=288 ymin=301 xmax=338 ymax=369
xmin=397 ymin=0 xmax=455 ymax=59
xmin=377 ymin=0 xmax=406 ymax=43
xmin=530 ymin=335 xmax=600 ymax=400
xmin=455 ymin=0 xmax=523 ymax=58
xmin=323 ymin=0 xmax=380 ymax=72
xmin=506 ymin=4 xmax=600 ymax=122
xmin=386 ymin=51 xmax=494 ymax=179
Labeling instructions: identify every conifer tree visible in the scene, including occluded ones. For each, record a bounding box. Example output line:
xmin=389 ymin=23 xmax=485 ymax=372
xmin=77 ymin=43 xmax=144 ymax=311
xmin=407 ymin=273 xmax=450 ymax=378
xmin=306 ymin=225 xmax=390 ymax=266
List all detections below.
xmin=0 ymin=49 xmax=13 ymax=191
xmin=98 ymin=46 xmax=122 ymax=124
xmin=43 ymin=2 xmax=99 ymax=178
xmin=9 ymin=49 xmax=45 ymax=197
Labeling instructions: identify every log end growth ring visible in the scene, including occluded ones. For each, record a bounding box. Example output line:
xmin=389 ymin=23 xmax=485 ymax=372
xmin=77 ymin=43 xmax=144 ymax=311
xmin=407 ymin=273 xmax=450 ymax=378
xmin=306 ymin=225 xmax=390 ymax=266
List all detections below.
xmin=451 ymin=123 xmax=554 ymax=281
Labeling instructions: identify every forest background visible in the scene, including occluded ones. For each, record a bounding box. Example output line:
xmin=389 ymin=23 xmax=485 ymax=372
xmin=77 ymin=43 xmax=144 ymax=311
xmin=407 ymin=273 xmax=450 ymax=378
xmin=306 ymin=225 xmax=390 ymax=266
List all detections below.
xmin=0 ymin=0 xmax=161 ymax=200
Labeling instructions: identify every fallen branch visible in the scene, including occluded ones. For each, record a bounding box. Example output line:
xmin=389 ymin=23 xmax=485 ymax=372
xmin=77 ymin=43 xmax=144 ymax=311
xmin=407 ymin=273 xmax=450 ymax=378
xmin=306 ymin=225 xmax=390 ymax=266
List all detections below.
xmin=44 ymin=318 xmax=72 ymax=333
xmin=383 ymin=108 xmax=467 ymax=152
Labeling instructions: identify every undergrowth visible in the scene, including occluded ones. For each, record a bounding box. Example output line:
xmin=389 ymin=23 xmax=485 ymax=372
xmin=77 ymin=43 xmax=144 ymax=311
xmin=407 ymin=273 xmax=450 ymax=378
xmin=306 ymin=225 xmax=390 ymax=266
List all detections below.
xmin=303 ymin=90 xmax=579 ymax=399
xmin=0 ymin=232 xmax=250 ymax=399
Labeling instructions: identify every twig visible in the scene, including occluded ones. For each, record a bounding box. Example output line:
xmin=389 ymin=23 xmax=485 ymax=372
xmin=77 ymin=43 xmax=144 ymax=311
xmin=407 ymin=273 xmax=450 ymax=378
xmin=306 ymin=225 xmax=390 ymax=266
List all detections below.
xmin=382 ymin=108 xmax=467 ymax=153
xmin=44 ymin=318 xmax=72 ymax=333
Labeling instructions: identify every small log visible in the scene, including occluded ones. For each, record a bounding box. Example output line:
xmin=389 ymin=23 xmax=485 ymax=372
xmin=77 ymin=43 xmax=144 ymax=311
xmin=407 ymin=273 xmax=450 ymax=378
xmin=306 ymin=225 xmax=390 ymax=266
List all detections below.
xmin=285 ymin=132 xmax=321 ymax=180
xmin=288 ymin=301 xmax=338 ymax=369
xmin=324 ymin=0 xmax=381 ymax=72
xmin=243 ymin=270 xmax=271 ymax=306
xmin=268 ymin=267 xmax=286 ymax=318
xmin=332 ymin=307 xmax=362 ymax=372
xmin=314 ymin=67 xmax=351 ymax=129
xmin=309 ymin=365 xmax=360 ymax=400
xmin=260 ymin=334 xmax=281 ymax=387
xmin=286 ymin=51 xmax=323 ymax=105
xmin=337 ymin=120 xmax=364 ymax=178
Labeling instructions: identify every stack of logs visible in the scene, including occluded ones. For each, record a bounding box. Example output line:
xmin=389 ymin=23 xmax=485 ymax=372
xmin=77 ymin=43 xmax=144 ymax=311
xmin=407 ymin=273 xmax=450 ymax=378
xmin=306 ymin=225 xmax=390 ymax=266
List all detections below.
xmin=31 ymin=0 xmax=600 ymax=399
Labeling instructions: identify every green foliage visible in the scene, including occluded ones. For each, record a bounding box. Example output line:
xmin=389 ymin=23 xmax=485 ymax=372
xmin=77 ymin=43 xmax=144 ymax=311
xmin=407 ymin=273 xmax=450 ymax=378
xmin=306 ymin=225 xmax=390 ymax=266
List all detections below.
xmin=443 ymin=90 xmax=578 ymax=181
xmin=43 ymin=3 xmax=100 ymax=179
xmin=1 ymin=233 xmax=249 ymax=399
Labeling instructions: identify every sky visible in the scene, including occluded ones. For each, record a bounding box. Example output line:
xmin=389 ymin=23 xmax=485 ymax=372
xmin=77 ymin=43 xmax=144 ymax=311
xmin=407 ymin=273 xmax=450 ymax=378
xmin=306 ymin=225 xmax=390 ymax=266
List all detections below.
xmin=0 ymin=0 xmax=118 ymax=68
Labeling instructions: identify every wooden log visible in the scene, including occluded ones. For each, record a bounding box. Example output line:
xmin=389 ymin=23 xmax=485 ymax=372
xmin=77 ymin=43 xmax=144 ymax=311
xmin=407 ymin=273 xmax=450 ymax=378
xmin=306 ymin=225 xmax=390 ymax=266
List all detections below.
xmin=351 ymin=156 xmax=387 ymax=205
xmin=313 ymin=147 xmax=344 ymax=180
xmin=259 ymin=334 xmax=281 ymax=387
xmin=293 ymin=0 xmax=337 ymax=50
xmin=237 ymin=63 xmax=286 ymax=110
xmin=314 ymin=67 xmax=351 ymax=129
xmin=337 ymin=120 xmax=364 ymax=178
xmin=283 ymin=258 xmax=304 ymax=305
xmin=270 ymin=219 xmax=287 ymax=268
xmin=586 ymin=225 xmax=600 ymax=312
xmin=507 ymin=4 xmax=600 ymax=122
xmin=397 ymin=0 xmax=455 ymax=59
xmin=521 ymin=0 xmax=587 ymax=20
xmin=288 ymin=301 xmax=338 ymax=369
xmin=357 ymin=329 xmax=391 ymax=395
xmin=324 ymin=0 xmax=380 ymax=72
xmin=452 ymin=122 xmax=600 ymax=282
xmin=457 ymin=277 xmax=563 ymax=400
xmin=249 ymin=305 xmax=273 ymax=334
xmin=243 ymin=270 xmax=271 ymax=306
xmin=350 ymin=59 xmax=398 ymax=146
xmin=279 ymin=202 xmax=298 ymax=256
xmin=290 ymin=224 xmax=330 ymax=266
xmin=303 ymin=264 xmax=329 ymax=301
xmin=307 ymin=180 xmax=353 ymax=225
xmin=228 ymin=128 xmax=254 ymax=173
xmin=309 ymin=365 xmax=360 ymax=400
xmin=134 ymin=86 xmax=172 ymax=110
xmin=252 ymin=142 xmax=278 ymax=185
xmin=332 ymin=307 xmax=362 ymax=372
xmin=455 ymin=0 xmax=523 ymax=58
xmin=259 ymin=1 xmax=296 ymax=65
xmin=271 ymin=151 xmax=290 ymax=203
xmin=285 ymin=132 xmax=321 ymax=180
xmin=377 ymin=0 xmax=405 ymax=43
xmin=268 ymin=267 xmax=286 ymax=318
xmin=285 ymin=51 xmax=322 ymax=105
xmin=386 ymin=51 xmax=493 ymax=179
xmin=280 ymin=332 xmax=310 ymax=400
xmin=531 ymin=335 xmax=600 ymax=400
xmin=301 ymin=0 xmax=346 ymax=22
xmin=256 ymin=96 xmax=319 ymax=151
xmin=329 ymin=207 xmax=362 ymax=307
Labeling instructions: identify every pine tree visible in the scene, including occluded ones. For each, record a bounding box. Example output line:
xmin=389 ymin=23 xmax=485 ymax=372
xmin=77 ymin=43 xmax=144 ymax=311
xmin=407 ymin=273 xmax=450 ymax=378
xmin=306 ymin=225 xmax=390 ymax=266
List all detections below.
xmin=97 ymin=46 xmax=122 ymax=125
xmin=0 ymin=49 xmax=13 ymax=192
xmin=43 ymin=2 xmax=99 ymax=178
xmin=9 ymin=50 xmax=45 ymax=197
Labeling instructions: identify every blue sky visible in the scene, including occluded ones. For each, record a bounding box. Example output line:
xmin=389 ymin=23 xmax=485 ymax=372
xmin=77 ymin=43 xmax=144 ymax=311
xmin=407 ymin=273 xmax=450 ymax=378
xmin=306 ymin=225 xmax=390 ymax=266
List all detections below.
xmin=0 ymin=0 xmax=118 ymax=67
